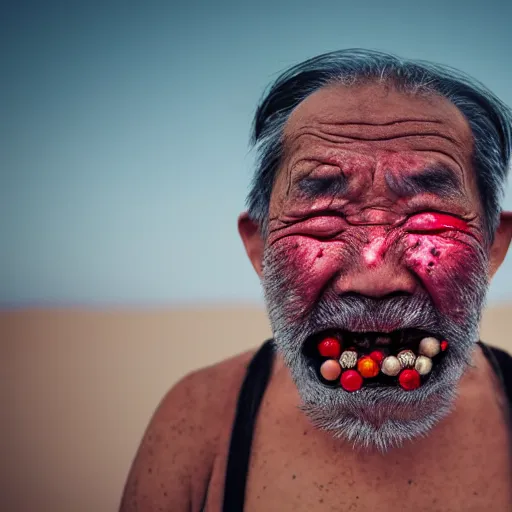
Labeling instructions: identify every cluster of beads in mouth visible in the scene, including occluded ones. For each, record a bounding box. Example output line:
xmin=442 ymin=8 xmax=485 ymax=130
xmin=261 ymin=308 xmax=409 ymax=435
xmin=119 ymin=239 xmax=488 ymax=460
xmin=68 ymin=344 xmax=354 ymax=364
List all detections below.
xmin=316 ymin=335 xmax=448 ymax=392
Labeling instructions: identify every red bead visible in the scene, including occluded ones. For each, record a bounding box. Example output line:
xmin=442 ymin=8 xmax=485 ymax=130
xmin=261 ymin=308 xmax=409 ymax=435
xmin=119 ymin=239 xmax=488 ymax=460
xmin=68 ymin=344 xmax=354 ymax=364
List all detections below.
xmin=398 ymin=369 xmax=421 ymax=391
xmin=369 ymin=350 xmax=384 ymax=365
xmin=318 ymin=337 xmax=341 ymax=359
xmin=440 ymin=340 xmax=448 ymax=352
xmin=340 ymin=370 xmax=363 ymax=392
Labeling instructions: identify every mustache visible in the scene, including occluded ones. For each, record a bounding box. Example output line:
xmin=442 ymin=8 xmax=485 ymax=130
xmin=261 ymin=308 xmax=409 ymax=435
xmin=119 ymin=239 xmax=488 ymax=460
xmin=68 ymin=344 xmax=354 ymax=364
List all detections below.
xmin=303 ymin=292 xmax=443 ymax=337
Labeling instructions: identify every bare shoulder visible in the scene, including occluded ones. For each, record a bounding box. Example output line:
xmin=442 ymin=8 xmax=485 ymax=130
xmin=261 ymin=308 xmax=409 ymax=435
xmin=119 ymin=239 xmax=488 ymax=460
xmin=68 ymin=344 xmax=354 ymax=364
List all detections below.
xmin=119 ymin=347 xmax=259 ymax=512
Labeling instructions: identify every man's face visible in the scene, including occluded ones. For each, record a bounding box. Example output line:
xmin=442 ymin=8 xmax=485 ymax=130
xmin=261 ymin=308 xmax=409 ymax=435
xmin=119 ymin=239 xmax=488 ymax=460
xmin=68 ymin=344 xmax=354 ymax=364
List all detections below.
xmin=261 ymin=82 xmax=489 ymax=450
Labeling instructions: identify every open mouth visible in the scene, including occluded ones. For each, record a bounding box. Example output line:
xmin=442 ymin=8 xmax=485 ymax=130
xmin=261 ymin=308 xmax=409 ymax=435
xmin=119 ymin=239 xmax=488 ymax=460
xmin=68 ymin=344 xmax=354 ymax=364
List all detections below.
xmin=303 ymin=329 xmax=449 ymax=392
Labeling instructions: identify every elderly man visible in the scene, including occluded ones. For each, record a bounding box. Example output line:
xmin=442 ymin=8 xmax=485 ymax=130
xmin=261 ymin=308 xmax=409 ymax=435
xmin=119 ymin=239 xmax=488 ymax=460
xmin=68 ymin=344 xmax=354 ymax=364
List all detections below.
xmin=121 ymin=49 xmax=512 ymax=511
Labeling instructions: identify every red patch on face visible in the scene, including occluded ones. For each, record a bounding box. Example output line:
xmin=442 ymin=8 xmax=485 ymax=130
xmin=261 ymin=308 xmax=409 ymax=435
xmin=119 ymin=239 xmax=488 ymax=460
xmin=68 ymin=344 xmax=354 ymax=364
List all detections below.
xmin=268 ymin=235 xmax=349 ymax=317
xmin=405 ymin=212 xmax=470 ymax=234
xmin=403 ymin=230 xmax=483 ymax=319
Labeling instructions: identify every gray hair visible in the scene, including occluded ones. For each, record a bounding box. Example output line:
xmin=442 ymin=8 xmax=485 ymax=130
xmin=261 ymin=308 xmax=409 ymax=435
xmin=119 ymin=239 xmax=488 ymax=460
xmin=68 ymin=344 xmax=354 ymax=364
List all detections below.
xmin=247 ymin=49 xmax=512 ymax=243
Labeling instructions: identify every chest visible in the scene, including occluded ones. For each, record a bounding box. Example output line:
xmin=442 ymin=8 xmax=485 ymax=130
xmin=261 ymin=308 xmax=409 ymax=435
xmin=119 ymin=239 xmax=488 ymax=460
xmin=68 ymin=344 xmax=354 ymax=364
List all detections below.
xmin=242 ymin=403 xmax=512 ymax=511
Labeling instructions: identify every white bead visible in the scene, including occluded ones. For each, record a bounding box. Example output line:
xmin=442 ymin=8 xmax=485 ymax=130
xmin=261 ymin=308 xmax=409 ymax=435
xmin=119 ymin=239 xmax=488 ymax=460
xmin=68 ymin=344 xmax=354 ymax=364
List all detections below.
xmin=418 ymin=337 xmax=440 ymax=358
xmin=415 ymin=355 xmax=433 ymax=376
xmin=381 ymin=355 xmax=401 ymax=376
xmin=339 ymin=350 xmax=357 ymax=369
xmin=397 ymin=350 xmax=416 ymax=369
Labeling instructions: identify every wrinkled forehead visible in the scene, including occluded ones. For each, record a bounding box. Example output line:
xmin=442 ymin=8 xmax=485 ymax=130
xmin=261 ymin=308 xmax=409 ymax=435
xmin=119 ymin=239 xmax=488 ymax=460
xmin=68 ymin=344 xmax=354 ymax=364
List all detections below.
xmin=281 ymin=82 xmax=475 ymax=172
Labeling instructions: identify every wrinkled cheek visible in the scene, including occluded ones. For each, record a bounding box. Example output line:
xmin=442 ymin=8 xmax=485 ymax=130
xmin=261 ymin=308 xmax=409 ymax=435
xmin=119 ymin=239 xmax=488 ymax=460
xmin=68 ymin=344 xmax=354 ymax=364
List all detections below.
xmin=265 ymin=237 xmax=345 ymax=320
xmin=404 ymin=235 xmax=487 ymax=320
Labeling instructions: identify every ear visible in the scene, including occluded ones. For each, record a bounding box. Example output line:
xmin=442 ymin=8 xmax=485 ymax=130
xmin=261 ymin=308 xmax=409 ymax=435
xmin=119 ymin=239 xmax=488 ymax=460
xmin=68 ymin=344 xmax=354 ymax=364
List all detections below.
xmin=238 ymin=212 xmax=265 ymax=278
xmin=489 ymin=211 xmax=512 ymax=278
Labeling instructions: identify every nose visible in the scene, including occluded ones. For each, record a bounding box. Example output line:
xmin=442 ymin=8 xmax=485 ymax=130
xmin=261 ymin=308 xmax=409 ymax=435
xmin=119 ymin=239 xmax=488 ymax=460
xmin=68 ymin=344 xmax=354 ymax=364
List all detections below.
xmin=335 ymin=261 xmax=416 ymax=299
xmin=334 ymin=232 xmax=417 ymax=299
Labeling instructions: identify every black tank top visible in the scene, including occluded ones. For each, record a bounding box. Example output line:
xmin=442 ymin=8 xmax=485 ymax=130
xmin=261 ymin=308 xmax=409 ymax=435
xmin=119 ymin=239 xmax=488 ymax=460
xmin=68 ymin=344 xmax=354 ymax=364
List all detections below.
xmin=221 ymin=340 xmax=512 ymax=511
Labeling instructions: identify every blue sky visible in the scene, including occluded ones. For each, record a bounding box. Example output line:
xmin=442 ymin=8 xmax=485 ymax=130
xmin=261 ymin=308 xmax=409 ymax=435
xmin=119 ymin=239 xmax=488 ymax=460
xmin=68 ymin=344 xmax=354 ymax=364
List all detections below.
xmin=1 ymin=0 xmax=511 ymax=306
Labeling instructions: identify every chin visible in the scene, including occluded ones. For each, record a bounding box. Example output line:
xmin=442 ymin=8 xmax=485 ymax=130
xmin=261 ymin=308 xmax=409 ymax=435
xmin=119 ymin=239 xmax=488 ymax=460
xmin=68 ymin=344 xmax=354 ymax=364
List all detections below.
xmin=298 ymin=338 xmax=465 ymax=452
xmin=299 ymin=388 xmax=457 ymax=452
xmin=279 ymin=324 xmax=477 ymax=452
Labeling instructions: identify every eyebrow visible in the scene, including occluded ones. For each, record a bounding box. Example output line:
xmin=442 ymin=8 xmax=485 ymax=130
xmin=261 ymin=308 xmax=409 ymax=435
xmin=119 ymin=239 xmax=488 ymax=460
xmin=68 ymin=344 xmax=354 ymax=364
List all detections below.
xmin=296 ymin=173 xmax=349 ymax=199
xmin=384 ymin=166 xmax=463 ymax=199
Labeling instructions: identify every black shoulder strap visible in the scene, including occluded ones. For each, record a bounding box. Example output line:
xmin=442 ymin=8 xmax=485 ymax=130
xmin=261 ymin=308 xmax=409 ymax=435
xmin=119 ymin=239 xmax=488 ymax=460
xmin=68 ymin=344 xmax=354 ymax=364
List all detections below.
xmin=478 ymin=341 xmax=512 ymax=410
xmin=222 ymin=340 xmax=275 ymax=512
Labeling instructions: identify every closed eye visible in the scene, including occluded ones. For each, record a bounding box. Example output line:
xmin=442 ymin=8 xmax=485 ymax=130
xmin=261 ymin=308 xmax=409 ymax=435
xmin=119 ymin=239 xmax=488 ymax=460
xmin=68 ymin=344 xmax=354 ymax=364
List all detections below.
xmin=294 ymin=214 xmax=348 ymax=239
xmin=299 ymin=176 xmax=346 ymax=198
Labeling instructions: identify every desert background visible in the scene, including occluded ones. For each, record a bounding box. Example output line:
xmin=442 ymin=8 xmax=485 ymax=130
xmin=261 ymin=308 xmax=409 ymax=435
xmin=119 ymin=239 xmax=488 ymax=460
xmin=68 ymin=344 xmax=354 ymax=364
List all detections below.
xmin=2 ymin=0 xmax=511 ymax=511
